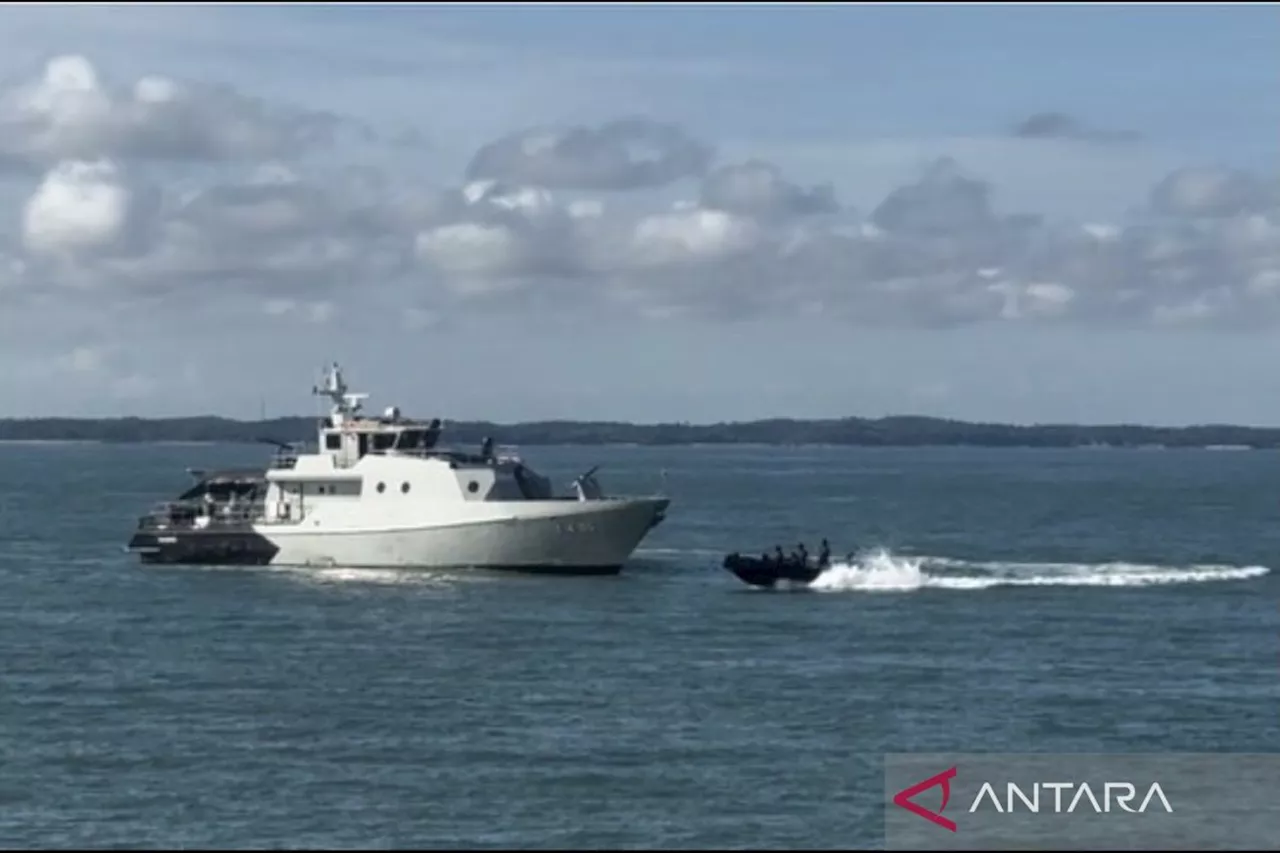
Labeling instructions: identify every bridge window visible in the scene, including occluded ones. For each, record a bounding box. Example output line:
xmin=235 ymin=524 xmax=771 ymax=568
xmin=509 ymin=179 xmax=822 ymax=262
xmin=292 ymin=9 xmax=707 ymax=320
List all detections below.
xmin=372 ymin=433 xmax=396 ymax=452
xmin=396 ymin=430 xmax=426 ymax=450
xmin=324 ymin=433 xmax=341 ymax=451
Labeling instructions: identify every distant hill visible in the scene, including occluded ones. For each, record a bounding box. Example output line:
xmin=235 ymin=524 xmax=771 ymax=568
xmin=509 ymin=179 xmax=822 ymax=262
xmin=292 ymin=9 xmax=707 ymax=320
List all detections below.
xmin=0 ymin=414 xmax=1276 ymax=449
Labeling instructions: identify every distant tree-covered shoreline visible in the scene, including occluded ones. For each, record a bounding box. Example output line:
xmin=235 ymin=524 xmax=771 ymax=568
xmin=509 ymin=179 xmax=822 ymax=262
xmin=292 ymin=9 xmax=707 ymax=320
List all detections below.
xmin=0 ymin=414 xmax=1275 ymax=449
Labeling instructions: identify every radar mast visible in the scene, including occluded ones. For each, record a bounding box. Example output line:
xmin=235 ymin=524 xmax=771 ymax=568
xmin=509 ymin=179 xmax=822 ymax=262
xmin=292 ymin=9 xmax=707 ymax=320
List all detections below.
xmin=312 ymin=362 xmax=368 ymax=423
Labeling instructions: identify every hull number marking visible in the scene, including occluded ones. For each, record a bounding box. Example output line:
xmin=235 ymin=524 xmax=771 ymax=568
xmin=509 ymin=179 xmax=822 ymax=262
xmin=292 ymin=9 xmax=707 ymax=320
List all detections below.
xmin=558 ymin=521 xmax=598 ymax=534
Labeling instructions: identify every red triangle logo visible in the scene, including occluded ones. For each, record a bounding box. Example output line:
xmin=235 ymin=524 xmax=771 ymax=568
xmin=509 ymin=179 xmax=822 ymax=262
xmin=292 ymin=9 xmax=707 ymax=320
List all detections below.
xmin=892 ymin=766 xmax=958 ymax=832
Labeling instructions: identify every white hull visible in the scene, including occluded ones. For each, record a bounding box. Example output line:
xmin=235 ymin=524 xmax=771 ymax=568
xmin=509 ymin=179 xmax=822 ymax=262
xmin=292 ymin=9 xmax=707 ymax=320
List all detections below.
xmin=256 ymin=496 xmax=669 ymax=571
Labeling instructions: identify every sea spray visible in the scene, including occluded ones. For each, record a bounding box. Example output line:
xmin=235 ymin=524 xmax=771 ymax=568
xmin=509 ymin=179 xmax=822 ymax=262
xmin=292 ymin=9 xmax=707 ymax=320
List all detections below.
xmin=806 ymin=548 xmax=1268 ymax=593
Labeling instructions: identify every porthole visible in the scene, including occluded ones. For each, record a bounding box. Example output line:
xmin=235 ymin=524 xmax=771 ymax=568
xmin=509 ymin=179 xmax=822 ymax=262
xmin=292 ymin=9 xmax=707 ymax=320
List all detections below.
xmin=467 ymin=481 xmax=479 ymax=493
xmin=377 ymin=482 xmax=386 ymax=493
xmin=401 ymin=482 xmax=410 ymax=494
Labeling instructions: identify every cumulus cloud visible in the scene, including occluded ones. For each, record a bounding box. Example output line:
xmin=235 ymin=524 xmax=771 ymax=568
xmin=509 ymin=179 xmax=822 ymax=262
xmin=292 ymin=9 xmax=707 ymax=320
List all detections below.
xmin=699 ymin=159 xmax=838 ymax=219
xmin=414 ymin=179 xmax=594 ymax=294
xmin=1 ymin=54 xmax=1278 ymax=334
xmin=870 ymin=157 xmax=1007 ymax=236
xmin=21 ymin=159 xmax=155 ymax=258
xmin=464 ymin=117 xmax=713 ymax=190
xmin=1012 ymin=111 xmax=1139 ymax=143
xmin=0 ymin=54 xmax=342 ymax=169
xmin=1149 ymin=166 xmax=1276 ymax=218
xmin=415 ymin=154 xmax=1280 ymax=330
xmin=28 ymin=164 xmax=415 ymax=297
xmin=629 ymin=206 xmax=762 ymax=268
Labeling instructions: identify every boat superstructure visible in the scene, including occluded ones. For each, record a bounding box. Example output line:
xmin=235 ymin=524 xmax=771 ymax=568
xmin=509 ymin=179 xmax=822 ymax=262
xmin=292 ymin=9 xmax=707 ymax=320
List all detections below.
xmin=127 ymin=363 xmax=670 ymax=573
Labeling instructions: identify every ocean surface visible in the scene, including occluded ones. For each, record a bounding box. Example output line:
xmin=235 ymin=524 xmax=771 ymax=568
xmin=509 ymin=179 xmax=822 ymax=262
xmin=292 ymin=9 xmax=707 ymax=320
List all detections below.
xmin=0 ymin=442 xmax=1276 ymax=849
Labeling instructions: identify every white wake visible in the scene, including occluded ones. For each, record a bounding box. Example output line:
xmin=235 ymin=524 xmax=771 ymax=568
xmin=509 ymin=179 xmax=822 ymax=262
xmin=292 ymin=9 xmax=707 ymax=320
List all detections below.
xmin=805 ymin=548 xmax=1271 ymax=593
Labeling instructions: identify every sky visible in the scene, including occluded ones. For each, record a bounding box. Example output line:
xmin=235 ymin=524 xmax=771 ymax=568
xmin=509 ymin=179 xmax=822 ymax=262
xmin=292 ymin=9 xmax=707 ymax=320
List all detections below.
xmin=0 ymin=2 xmax=1277 ymax=426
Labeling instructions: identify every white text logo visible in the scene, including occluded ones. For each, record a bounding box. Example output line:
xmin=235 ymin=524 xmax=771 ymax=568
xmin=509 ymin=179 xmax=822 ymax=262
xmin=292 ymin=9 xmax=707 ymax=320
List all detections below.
xmin=969 ymin=782 xmax=1174 ymax=814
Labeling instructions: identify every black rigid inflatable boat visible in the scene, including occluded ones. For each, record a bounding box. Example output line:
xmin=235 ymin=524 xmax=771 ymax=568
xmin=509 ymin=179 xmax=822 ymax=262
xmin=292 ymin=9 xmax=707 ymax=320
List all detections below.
xmin=722 ymin=552 xmax=827 ymax=589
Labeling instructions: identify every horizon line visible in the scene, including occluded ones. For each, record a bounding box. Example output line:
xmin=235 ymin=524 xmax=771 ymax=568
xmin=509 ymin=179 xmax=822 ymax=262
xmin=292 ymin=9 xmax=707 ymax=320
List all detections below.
xmin=3 ymin=412 xmax=1280 ymax=432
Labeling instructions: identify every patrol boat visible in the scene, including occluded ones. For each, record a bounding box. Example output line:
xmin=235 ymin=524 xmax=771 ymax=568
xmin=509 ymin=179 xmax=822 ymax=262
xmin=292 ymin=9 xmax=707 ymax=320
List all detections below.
xmin=126 ymin=363 xmax=670 ymax=573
